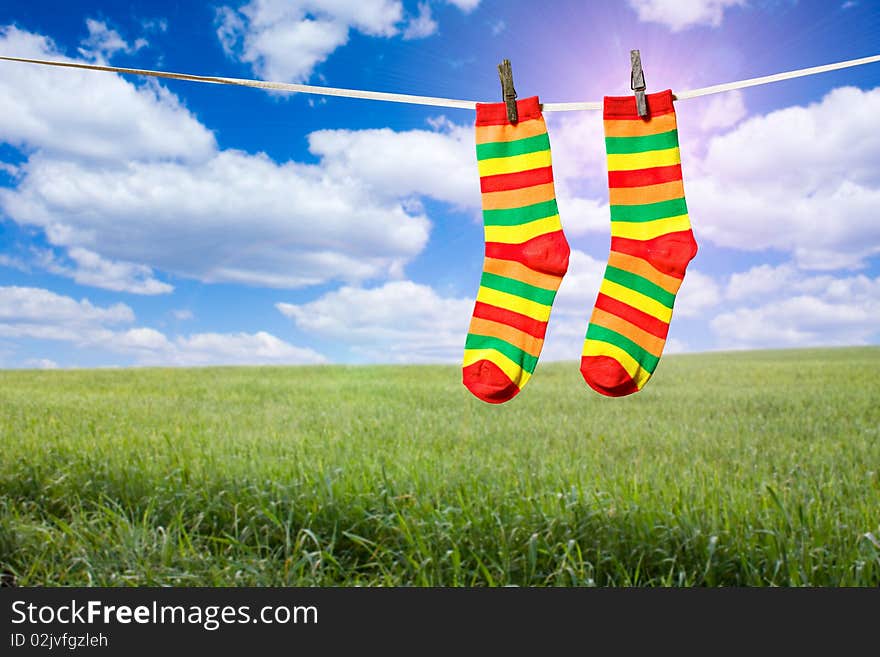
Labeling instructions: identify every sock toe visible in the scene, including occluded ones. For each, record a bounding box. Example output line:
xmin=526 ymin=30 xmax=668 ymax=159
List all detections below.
xmin=463 ymin=360 xmax=520 ymax=404
xmin=580 ymin=355 xmax=640 ymax=397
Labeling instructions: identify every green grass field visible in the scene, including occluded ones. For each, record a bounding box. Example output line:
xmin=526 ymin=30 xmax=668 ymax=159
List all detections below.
xmin=1 ymin=347 xmax=878 ymax=586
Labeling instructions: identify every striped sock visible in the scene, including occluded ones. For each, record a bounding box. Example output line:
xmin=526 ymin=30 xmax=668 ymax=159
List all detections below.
xmin=463 ymin=96 xmax=570 ymax=404
xmin=581 ymin=90 xmax=698 ymax=397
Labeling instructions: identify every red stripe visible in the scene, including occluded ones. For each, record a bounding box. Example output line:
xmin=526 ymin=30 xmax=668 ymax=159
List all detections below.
xmin=481 ymin=166 xmax=554 ymax=193
xmin=603 ymin=90 xmax=675 ymax=120
xmin=472 ymin=302 xmax=548 ymax=339
xmin=484 ymin=231 xmax=570 ymax=277
xmin=608 ymin=164 xmax=682 ymax=188
xmin=610 ymin=230 xmax=697 ymax=278
xmin=594 ymin=293 xmax=669 ymax=339
xmin=476 ymin=96 xmax=542 ymax=125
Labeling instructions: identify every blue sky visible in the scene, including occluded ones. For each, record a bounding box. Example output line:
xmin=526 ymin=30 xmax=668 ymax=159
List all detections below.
xmin=0 ymin=0 xmax=878 ymax=369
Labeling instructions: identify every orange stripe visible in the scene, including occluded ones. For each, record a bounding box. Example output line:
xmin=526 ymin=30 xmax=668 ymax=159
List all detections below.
xmin=607 ymin=251 xmax=684 ymax=294
xmin=483 ymin=257 xmax=563 ymax=291
xmin=589 ymin=308 xmax=665 ymax=357
xmin=475 ymin=118 xmax=547 ymax=145
xmin=482 ymin=182 xmax=556 ymax=210
xmin=603 ymin=113 xmax=677 ymax=138
xmin=609 ymin=180 xmax=684 ymax=206
xmin=467 ymin=316 xmax=544 ymax=358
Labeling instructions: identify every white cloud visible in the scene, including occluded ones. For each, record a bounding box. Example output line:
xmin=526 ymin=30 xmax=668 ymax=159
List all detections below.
xmin=503 ymin=249 xmax=607 ymax=362
xmin=556 ymin=196 xmax=609 ymax=236
xmin=445 ymin=0 xmax=480 ymax=11
xmin=0 ymin=26 xmax=216 ymax=163
xmin=102 ymin=328 xmax=327 ymax=366
xmin=172 ymin=309 xmax=194 ymax=321
xmin=77 ymin=18 xmax=146 ymax=62
xmin=35 ymin=247 xmax=173 ymax=295
xmin=664 ymin=337 xmax=687 ymax=354
xmin=552 ymin=249 xmax=607 ymax=318
xmin=215 ymin=0 xmax=479 ymax=82
xmin=141 ymin=18 xmax=168 ymax=33
xmin=0 ymin=254 xmax=28 ymax=272
xmin=675 ymin=269 xmax=721 ymax=318
xmin=0 ymin=285 xmax=325 ymax=366
xmin=0 ymin=286 xmax=134 ymax=326
xmin=22 ymin=357 xmax=59 ymax=369
xmin=0 ymin=285 xmax=133 ymax=344
xmin=546 ymin=111 xmax=607 ymax=185
xmin=696 ymin=90 xmax=747 ymax=132
xmin=277 ymin=280 xmax=473 ymax=362
xmin=403 ymin=2 xmax=437 ymax=40
xmin=725 ymin=263 xmax=795 ymax=301
xmin=3 ymin=150 xmax=431 ymax=289
xmin=167 ymin=331 xmax=325 ymax=366
xmin=628 ymin=0 xmax=746 ymax=31
xmin=216 ymin=0 xmax=403 ymax=82
xmin=688 ymin=86 xmax=880 ymax=269
xmin=710 ymin=265 xmax=880 ymax=349
xmin=711 ymin=289 xmax=880 ymax=348
xmin=308 ymin=125 xmax=479 ymax=208
xmin=544 ymin=111 xmax=616 ymax=237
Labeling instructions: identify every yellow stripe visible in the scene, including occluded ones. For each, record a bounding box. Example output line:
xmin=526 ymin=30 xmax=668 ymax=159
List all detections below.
xmin=606 ymin=147 xmax=680 ymax=172
xmin=478 ymin=150 xmax=552 ymax=177
xmin=610 ymin=214 xmax=691 ymax=241
xmin=599 ymin=279 xmax=672 ymax=323
xmin=484 ymin=214 xmax=561 ymax=244
xmin=582 ymin=339 xmax=650 ymax=389
xmin=462 ymin=348 xmax=531 ymax=387
xmin=476 ymin=286 xmax=551 ymax=322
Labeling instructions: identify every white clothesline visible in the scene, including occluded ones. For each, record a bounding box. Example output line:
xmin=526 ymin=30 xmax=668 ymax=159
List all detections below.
xmin=1 ymin=53 xmax=879 ymax=111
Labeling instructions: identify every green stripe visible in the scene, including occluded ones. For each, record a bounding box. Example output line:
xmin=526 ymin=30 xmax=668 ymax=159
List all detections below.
xmin=480 ymin=272 xmax=556 ymax=306
xmin=604 ymin=266 xmax=676 ymax=308
xmin=476 ymin=133 xmax=551 ymax=161
xmin=610 ymin=197 xmax=688 ymax=223
xmin=585 ymin=324 xmax=659 ymax=373
xmin=483 ymin=199 xmax=559 ymax=226
xmin=605 ymin=130 xmax=679 ymax=154
xmin=465 ymin=333 xmax=539 ymax=373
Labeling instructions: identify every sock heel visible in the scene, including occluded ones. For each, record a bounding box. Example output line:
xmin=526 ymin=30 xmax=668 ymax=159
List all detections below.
xmin=519 ymin=230 xmax=571 ymax=277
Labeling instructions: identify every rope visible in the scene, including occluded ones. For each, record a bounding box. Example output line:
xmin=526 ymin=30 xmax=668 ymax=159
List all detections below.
xmin=1 ymin=53 xmax=878 ymax=111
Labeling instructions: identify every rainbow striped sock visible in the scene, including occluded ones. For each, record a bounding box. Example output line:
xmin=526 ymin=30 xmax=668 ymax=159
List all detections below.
xmin=463 ymin=96 xmax=570 ymax=404
xmin=581 ymin=90 xmax=698 ymax=397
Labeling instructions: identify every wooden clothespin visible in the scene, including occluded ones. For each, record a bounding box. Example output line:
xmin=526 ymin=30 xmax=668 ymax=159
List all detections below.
xmin=497 ymin=59 xmax=518 ymax=123
xmin=630 ymin=49 xmax=648 ymax=119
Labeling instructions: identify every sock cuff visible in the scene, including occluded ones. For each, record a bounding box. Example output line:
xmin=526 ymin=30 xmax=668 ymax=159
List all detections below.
xmin=476 ymin=96 xmax=543 ymax=125
xmin=603 ymin=89 xmax=675 ymax=120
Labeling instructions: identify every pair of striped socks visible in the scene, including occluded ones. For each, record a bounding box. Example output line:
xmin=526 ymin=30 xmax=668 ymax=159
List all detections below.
xmin=462 ymin=90 xmax=698 ymax=403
